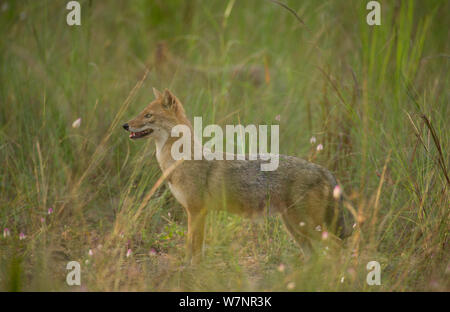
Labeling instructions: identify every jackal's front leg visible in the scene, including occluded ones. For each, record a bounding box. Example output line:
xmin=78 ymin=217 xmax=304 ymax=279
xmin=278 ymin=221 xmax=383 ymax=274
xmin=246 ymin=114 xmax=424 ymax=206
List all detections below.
xmin=186 ymin=208 xmax=207 ymax=265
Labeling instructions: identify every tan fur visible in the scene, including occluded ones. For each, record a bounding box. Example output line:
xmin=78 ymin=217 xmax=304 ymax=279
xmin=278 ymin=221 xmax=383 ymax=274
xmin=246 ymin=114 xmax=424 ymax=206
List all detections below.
xmin=124 ymin=88 xmax=352 ymax=264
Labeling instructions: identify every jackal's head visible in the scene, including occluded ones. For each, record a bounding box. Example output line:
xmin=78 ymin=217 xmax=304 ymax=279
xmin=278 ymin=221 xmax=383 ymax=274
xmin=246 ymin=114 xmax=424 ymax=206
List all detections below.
xmin=122 ymin=88 xmax=188 ymax=140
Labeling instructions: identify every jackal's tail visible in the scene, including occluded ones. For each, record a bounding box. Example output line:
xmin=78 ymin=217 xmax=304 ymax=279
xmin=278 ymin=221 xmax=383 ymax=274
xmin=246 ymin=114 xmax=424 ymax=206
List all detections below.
xmin=336 ymin=194 xmax=355 ymax=239
xmin=326 ymin=175 xmax=355 ymax=239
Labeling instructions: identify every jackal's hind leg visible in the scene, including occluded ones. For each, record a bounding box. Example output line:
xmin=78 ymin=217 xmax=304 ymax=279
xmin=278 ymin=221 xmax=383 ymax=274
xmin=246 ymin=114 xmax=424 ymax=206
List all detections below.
xmin=280 ymin=210 xmax=315 ymax=259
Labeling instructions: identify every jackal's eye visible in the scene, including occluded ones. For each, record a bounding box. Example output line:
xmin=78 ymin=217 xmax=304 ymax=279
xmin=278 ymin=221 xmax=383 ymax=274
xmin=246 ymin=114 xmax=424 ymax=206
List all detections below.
xmin=144 ymin=113 xmax=152 ymax=119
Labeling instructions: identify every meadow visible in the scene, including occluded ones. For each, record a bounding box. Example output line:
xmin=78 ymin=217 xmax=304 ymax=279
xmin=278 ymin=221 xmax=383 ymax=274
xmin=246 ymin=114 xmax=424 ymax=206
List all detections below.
xmin=0 ymin=0 xmax=448 ymax=291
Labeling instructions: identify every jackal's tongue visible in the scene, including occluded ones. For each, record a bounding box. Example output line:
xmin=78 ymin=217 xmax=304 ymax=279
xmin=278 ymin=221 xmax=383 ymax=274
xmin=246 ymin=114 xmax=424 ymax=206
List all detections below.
xmin=130 ymin=131 xmax=140 ymax=138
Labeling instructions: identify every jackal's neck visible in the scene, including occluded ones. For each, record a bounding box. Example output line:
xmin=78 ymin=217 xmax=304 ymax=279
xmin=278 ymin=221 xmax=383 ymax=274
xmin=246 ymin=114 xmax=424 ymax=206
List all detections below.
xmin=154 ymin=120 xmax=196 ymax=172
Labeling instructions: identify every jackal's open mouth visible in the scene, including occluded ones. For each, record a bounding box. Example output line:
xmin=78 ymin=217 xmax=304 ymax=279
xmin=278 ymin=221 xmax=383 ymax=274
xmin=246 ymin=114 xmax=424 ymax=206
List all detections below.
xmin=129 ymin=129 xmax=153 ymax=139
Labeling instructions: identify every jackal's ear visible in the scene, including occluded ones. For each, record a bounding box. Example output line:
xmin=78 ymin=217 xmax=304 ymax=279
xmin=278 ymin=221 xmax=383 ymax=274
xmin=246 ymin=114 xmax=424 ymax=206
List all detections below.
xmin=152 ymin=87 xmax=162 ymax=99
xmin=162 ymin=89 xmax=177 ymax=111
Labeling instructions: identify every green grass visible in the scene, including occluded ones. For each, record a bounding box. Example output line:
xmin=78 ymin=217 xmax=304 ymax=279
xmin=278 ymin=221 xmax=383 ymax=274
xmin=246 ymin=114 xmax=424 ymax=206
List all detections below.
xmin=0 ymin=0 xmax=448 ymax=291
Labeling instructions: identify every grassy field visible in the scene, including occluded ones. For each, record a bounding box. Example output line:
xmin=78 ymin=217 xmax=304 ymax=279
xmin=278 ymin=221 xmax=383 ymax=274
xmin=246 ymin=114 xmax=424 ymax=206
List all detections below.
xmin=0 ymin=0 xmax=448 ymax=291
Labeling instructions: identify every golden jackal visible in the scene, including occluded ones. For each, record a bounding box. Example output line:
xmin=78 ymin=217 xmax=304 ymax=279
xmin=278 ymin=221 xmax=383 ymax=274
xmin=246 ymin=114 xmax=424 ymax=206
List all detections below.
xmin=123 ymin=88 xmax=352 ymax=263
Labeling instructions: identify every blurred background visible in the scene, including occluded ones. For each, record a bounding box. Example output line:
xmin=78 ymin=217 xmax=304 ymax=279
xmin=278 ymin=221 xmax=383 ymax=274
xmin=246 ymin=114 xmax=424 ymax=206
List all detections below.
xmin=0 ymin=0 xmax=448 ymax=291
